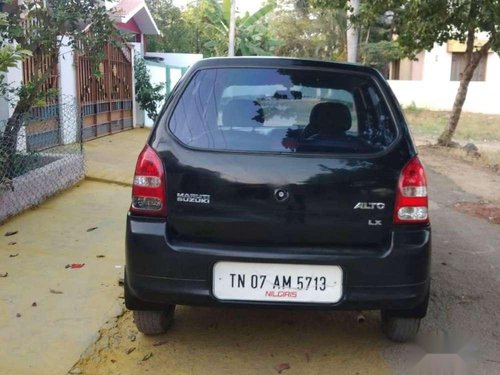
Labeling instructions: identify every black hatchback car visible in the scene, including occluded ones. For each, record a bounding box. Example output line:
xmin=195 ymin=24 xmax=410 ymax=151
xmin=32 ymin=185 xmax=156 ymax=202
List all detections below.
xmin=125 ymin=57 xmax=431 ymax=343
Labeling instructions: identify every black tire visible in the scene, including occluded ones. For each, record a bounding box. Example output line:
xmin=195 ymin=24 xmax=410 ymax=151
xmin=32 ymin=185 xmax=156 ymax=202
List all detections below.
xmin=381 ymin=311 xmax=421 ymax=343
xmin=133 ymin=306 xmax=176 ymax=335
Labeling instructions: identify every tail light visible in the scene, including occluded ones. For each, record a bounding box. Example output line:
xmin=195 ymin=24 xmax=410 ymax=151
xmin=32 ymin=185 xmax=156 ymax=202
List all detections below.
xmin=130 ymin=145 xmax=167 ymax=217
xmin=394 ymin=156 xmax=429 ymax=224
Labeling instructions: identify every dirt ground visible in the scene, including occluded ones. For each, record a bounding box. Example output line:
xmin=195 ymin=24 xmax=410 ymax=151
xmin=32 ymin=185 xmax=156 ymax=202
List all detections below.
xmin=73 ymin=309 xmax=391 ymax=375
xmin=66 ymin=142 xmax=500 ymax=375
xmin=417 ymin=145 xmax=500 ymax=204
xmin=406 ymin=108 xmax=500 ymax=167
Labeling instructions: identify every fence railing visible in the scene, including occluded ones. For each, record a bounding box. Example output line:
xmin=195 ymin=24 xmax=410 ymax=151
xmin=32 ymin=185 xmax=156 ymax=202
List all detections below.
xmin=0 ymin=98 xmax=84 ymax=222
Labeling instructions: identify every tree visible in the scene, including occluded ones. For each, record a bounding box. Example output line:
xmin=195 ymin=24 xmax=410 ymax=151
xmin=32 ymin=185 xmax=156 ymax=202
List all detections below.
xmin=353 ymin=0 xmax=499 ymax=146
xmin=0 ymin=44 xmax=29 ymax=75
xmin=361 ymin=40 xmax=404 ymax=72
xmin=357 ymin=12 xmax=405 ymax=75
xmin=134 ymin=56 xmax=164 ymax=121
xmin=144 ymin=0 xmax=196 ymax=53
xmin=308 ymin=0 xmax=397 ymax=66
xmin=0 ymin=13 xmax=31 ymax=96
xmin=0 ymin=0 xmax=117 ymax=180
xmin=310 ymin=0 xmax=360 ymax=61
xmin=269 ymin=0 xmax=347 ymax=60
xmin=285 ymin=0 xmax=399 ymax=68
xmin=188 ymin=0 xmax=276 ymax=57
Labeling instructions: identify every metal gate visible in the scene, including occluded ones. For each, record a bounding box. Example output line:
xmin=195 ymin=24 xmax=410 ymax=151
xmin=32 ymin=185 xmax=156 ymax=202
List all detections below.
xmin=22 ymin=54 xmax=61 ymax=151
xmin=77 ymin=43 xmax=134 ymax=141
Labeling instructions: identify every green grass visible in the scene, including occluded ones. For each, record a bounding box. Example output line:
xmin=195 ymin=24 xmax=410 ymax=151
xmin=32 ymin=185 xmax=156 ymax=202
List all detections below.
xmin=403 ymin=107 xmax=500 ymax=142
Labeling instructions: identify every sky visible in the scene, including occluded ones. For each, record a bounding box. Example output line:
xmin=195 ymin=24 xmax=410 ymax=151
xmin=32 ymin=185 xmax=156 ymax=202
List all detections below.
xmin=172 ymin=0 xmax=267 ymax=15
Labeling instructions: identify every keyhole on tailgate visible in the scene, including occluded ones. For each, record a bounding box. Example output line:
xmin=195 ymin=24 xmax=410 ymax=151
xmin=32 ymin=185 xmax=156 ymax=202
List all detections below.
xmin=274 ymin=188 xmax=290 ymax=203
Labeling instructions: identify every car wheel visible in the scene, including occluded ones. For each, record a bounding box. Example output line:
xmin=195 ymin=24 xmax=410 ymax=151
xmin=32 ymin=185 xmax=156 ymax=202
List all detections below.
xmin=133 ymin=306 xmax=176 ymax=335
xmin=381 ymin=311 xmax=421 ymax=343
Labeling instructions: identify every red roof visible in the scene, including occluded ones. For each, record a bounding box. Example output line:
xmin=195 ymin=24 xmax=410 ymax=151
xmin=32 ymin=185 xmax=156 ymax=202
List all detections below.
xmin=111 ymin=0 xmax=160 ymax=35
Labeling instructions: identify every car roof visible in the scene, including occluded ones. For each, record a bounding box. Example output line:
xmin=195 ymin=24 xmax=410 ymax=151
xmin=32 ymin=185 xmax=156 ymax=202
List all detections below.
xmin=190 ymin=56 xmax=382 ymax=77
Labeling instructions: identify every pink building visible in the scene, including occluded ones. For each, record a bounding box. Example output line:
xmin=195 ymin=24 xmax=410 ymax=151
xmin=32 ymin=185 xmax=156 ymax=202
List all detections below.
xmin=107 ymin=0 xmax=160 ymax=53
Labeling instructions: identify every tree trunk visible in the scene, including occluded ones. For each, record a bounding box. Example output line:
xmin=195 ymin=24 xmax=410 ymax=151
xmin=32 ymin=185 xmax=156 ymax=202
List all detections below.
xmin=437 ymin=77 xmax=469 ymax=146
xmin=437 ymin=35 xmax=492 ymax=146
xmin=346 ymin=0 xmax=360 ymax=63
xmin=0 ymin=100 xmax=32 ymax=181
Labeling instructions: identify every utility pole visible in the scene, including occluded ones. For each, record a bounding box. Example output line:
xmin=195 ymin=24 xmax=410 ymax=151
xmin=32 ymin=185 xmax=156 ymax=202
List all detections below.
xmin=195 ymin=0 xmax=200 ymax=54
xmin=228 ymin=0 xmax=236 ymax=57
xmin=346 ymin=0 xmax=360 ymax=63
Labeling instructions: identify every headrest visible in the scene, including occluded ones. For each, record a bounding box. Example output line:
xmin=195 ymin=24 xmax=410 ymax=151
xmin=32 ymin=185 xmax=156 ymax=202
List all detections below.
xmin=222 ymin=99 xmax=264 ymax=127
xmin=309 ymin=102 xmax=352 ymax=136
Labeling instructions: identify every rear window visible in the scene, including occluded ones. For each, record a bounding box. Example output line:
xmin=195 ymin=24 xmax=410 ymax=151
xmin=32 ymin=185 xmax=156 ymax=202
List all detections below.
xmin=168 ymin=67 xmax=397 ymax=154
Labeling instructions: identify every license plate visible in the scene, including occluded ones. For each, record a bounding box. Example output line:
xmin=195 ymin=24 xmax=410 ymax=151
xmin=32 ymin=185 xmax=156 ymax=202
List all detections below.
xmin=212 ymin=262 xmax=343 ymax=303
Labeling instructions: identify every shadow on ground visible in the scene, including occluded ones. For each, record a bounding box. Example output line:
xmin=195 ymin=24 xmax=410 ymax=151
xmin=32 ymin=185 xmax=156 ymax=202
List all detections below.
xmin=75 ymin=307 xmax=391 ymax=375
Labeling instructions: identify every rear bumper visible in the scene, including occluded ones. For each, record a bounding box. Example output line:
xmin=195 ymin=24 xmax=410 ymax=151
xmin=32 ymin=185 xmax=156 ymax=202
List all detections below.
xmin=126 ymin=215 xmax=431 ymax=312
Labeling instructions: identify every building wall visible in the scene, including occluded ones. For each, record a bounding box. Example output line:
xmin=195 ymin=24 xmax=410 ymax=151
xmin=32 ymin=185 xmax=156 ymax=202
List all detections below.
xmin=389 ymin=80 xmax=499 ymax=114
xmin=485 ymin=50 xmax=500 ymax=82
xmin=139 ymin=52 xmax=203 ymax=127
xmin=143 ymin=61 xmax=168 ymax=127
xmin=141 ymin=61 xmax=185 ymax=127
xmin=0 ymin=59 xmax=23 ymax=123
xmin=421 ymin=44 xmax=454 ymax=83
xmin=411 ymin=52 xmax=425 ymax=80
xmin=130 ymin=42 xmax=145 ymax=127
xmin=389 ymin=43 xmax=500 ymax=114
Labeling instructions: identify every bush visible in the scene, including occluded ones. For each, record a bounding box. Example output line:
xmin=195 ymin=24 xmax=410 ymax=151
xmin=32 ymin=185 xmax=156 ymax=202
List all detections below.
xmin=134 ymin=56 xmax=164 ymax=122
xmin=405 ymin=101 xmax=419 ymax=113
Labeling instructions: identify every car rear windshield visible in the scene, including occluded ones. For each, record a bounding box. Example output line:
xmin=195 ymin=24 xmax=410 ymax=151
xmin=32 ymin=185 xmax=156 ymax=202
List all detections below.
xmin=168 ymin=67 xmax=397 ymax=154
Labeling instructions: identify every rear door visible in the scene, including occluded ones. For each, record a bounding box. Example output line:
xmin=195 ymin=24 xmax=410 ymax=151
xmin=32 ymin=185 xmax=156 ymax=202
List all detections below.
xmin=156 ymin=64 xmax=411 ymax=249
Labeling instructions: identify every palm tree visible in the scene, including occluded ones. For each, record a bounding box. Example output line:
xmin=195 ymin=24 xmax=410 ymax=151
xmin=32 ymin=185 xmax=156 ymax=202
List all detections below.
xmin=200 ymin=0 xmax=276 ymax=56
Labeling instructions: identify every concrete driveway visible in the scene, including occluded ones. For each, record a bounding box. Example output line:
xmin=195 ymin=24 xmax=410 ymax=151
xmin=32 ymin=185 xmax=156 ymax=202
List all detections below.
xmin=0 ymin=129 xmax=148 ymax=375
xmin=1 ymin=128 xmax=499 ymax=375
xmin=84 ymin=128 xmax=150 ymax=186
